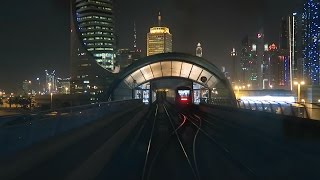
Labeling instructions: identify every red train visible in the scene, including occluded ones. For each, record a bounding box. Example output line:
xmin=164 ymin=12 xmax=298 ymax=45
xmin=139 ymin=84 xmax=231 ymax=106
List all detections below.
xmin=175 ymin=86 xmax=193 ymax=109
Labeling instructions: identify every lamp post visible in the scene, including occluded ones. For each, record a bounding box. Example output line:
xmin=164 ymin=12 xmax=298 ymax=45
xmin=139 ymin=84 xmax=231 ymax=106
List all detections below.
xmin=36 ymin=78 xmax=40 ymax=94
xmin=294 ymin=81 xmax=305 ymax=103
xmin=234 ymin=86 xmax=240 ymax=99
xmin=48 ymin=83 xmax=52 ymax=94
xmin=50 ymin=93 xmax=53 ymax=110
xmin=65 ymin=87 xmax=69 ymax=94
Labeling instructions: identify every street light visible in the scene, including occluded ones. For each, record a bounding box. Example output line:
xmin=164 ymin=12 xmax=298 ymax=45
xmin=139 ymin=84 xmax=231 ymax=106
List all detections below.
xmin=234 ymin=86 xmax=240 ymax=99
xmin=65 ymin=87 xmax=69 ymax=94
xmin=294 ymin=81 xmax=305 ymax=103
xmin=48 ymin=83 xmax=52 ymax=94
xmin=36 ymin=78 xmax=41 ymax=94
xmin=50 ymin=93 xmax=53 ymax=109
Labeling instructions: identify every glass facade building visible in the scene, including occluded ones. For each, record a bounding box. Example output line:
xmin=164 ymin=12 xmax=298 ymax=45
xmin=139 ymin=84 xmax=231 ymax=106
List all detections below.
xmin=70 ymin=0 xmax=116 ymax=100
xmin=74 ymin=0 xmax=116 ymax=71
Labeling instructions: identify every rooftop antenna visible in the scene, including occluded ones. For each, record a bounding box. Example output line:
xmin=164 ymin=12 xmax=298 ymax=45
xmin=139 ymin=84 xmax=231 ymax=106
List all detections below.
xmin=133 ymin=21 xmax=137 ymax=49
xmin=158 ymin=12 xmax=162 ymax=26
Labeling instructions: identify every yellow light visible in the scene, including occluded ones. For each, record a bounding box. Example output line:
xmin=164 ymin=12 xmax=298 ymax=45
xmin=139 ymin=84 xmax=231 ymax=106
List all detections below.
xmin=294 ymin=81 xmax=298 ymax=85
xmin=150 ymin=27 xmax=170 ymax=34
xmin=301 ymin=99 xmax=305 ymax=103
xmin=301 ymin=81 xmax=305 ymax=85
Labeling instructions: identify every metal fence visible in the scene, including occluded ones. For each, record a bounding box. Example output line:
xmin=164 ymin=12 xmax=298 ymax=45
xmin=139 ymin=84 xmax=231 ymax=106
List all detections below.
xmin=0 ymin=100 xmax=142 ymax=158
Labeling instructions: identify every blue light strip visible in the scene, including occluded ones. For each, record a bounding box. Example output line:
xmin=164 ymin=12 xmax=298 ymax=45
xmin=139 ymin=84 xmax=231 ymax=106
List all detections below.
xmin=303 ymin=0 xmax=320 ymax=85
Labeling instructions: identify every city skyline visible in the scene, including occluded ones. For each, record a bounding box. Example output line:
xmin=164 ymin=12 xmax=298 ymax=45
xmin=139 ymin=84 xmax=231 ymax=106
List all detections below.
xmin=0 ymin=0 xmax=305 ymax=92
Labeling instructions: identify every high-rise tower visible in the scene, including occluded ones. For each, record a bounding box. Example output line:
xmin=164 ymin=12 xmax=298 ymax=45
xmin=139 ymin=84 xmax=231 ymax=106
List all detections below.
xmin=73 ymin=0 xmax=116 ymax=71
xmin=302 ymin=0 xmax=320 ymax=85
xmin=133 ymin=21 xmax=137 ymax=50
xmin=280 ymin=13 xmax=303 ymax=90
xmin=70 ymin=0 xmax=117 ymax=100
xmin=147 ymin=12 xmax=173 ymax=56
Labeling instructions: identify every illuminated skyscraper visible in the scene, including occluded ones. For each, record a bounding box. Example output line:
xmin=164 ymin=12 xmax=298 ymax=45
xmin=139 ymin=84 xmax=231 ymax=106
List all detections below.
xmin=70 ymin=0 xmax=117 ymax=100
xmin=280 ymin=13 xmax=303 ymax=90
xmin=73 ymin=0 xmax=116 ymax=70
xmin=256 ymin=29 xmax=265 ymax=89
xmin=196 ymin=43 xmax=203 ymax=57
xmin=230 ymin=48 xmax=237 ymax=83
xmin=147 ymin=12 xmax=172 ymax=56
xmin=302 ymin=0 xmax=320 ymax=85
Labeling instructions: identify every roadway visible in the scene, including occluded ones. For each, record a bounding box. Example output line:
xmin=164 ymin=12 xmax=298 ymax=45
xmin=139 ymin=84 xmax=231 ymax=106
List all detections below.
xmin=0 ymin=110 xmax=20 ymax=117
xmin=1 ymin=100 xmax=320 ymax=179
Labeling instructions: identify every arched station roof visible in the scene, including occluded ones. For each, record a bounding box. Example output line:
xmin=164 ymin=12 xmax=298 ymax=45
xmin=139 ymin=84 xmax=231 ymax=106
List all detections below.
xmin=107 ymin=52 xmax=235 ymax=100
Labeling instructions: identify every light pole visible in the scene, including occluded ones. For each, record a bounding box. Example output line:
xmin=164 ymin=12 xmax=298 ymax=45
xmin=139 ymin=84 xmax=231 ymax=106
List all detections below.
xmin=294 ymin=81 xmax=305 ymax=102
xmin=36 ymin=78 xmax=40 ymax=94
xmin=50 ymin=93 xmax=53 ymax=109
xmin=48 ymin=83 xmax=52 ymax=94
xmin=234 ymin=86 xmax=240 ymax=99
xmin=262 ymin=79 xmax=269 ymax=89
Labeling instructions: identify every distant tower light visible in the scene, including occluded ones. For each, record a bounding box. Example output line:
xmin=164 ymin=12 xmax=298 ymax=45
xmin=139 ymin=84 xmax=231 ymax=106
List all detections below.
xmin=133 ymin=21 xmax=137 ymax=49
xmin=196 ymin=43 xmax=203 ymax=57
xmin=158 ymin=12 xmax=162 ymax=26
xmin=231 ymin=48 xmax=237 ymax=56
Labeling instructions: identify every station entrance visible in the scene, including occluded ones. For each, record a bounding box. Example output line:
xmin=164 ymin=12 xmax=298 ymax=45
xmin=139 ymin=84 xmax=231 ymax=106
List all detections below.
xmin=107 ymin=52 xmax=236 ymax=106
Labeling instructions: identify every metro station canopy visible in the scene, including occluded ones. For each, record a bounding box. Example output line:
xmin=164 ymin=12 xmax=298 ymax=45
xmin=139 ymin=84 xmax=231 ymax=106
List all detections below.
xmin=108 ymin=52 xmax=235 ymax=99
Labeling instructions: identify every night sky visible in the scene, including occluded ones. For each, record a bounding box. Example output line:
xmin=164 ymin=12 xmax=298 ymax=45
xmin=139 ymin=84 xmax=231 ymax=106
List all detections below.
xmin=0 ymin=0 xmax=304 ymax=92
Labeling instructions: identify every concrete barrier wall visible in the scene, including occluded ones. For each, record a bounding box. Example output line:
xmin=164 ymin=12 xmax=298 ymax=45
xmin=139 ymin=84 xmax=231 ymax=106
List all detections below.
xmin=0 ymin=100 xmax=143 ymax=158
xmin=199 ymin=104 xmax=320 ymax=139
xmin=0 ymin=105 xmax=147 ymax=180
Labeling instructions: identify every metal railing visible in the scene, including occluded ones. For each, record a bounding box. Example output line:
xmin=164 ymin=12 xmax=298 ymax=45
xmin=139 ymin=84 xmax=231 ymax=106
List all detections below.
xmin=201 ymin=98 xmax=320 ymax=120
xmin=0 ymin=100 xmax=142 ymax=158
